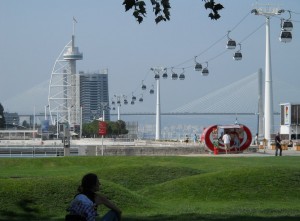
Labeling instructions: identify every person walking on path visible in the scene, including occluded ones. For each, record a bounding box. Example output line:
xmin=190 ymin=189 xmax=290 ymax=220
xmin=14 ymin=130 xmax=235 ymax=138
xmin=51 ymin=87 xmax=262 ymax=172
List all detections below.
xmin=233 ymin=134 xmax=240 ymax=153
xmin=193 ymin=134 xmax=198 ymax=144
xmin=275 ymin=132 xmax=282 ymax=156
xmin=254 ymin=133 xmax=258 ymax=145
xmin=66 ymin=173 xmax=122 ymax=221
xmin=222 ymin=132 xmax=231 ymax=154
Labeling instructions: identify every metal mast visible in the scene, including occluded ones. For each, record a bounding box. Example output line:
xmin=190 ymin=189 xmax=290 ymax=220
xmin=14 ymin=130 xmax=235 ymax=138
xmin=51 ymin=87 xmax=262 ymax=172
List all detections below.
xmin=252 ymin=4 xmax=283 ymax=146
xmin=151 ymin=67 xmax=166 ymax=140
xmin=155 ymin=73 xmax=161 ymax=140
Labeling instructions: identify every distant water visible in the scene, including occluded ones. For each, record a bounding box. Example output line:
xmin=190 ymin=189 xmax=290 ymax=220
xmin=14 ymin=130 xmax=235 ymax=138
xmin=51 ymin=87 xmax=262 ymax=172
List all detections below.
xmin=111 ymin=114 xmax=281 ymax=140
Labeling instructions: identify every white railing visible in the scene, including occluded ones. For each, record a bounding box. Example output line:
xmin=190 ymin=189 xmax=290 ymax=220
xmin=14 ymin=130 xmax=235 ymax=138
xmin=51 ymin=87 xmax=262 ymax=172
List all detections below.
xmin=0 ymin=146 xmax=78 ymax=158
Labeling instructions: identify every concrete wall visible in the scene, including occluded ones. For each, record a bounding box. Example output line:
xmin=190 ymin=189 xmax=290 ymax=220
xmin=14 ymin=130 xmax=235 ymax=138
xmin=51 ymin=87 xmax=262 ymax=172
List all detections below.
xmin=84 ymin=145 xmax=206 ymax=156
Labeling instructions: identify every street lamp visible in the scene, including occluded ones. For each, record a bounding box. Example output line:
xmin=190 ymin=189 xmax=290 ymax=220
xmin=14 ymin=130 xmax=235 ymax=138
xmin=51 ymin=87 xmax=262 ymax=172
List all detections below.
xmin=68 ymin=106 xmax=73 ymax=127
xmin=57 ymin=110 xmax=59 ymax=140
xmin=100 ymin=102 xmax=109 ymax=121
xmin=113 ymin=95 xmax=123 ymax=120
xmin=80 ymin=106 xmax=82 ymax=139
xmin=33 ymin=106 xmax=36 ymax=139
xmin=0 ymin=114 xmax=3 ymax=129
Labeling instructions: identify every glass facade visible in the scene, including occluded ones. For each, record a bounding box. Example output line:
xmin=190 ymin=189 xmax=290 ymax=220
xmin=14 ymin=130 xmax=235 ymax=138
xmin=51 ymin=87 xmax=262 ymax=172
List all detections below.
xmin=79 ymin=71 xmax=110 ymax=123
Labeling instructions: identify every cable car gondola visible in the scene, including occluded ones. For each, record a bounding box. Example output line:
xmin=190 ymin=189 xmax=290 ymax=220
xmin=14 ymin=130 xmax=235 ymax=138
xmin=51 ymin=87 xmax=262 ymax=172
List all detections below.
xmin=279 ymin=31 xmax=292 ymax=43
xmin=179 ymin=68 xmax=185 ymax=80
xmin=171 ymin=73 xmax=178 ymax=80
xmin=226 ymin=31 xmax=236 ymax=49
xmin=233 ymin=43 xmax=242 ymax=61
xmin=171 ymin=68 xmax=178 ymax=80
xmin=281 ymin=11 xmax=293 ymax=32
xmin=282 ymin=20 xmax=293 ymax=32
xmin=139 ymin=94 xmax=143 ymax=102
xmin=162 ymin=71 xmax=168 ymax=79
xmin=195 ymin=63 xmax=202 ymax=71
xmin=131 ymin=101 xmax=134 ymax=105
xmin=124 ymin=99 xmax=128 ymax=105
xmin=279 ymin=11 xmax=293 ymax=43
xmin=141 ymin=81 xmax=146 ymax=90
xmin=149 ymin=84 xmax=154 ymax=94
xmin=131 ymin=94 xmax=136 ymax=101
xmin=154 ymin=74 xmax=160 ymax=80
xmin=194 ymin=56 xmax=202 ymax=71
xmin=202 ymin=62 xmax=209 ymax=76
xmin=227 ymin=39 xmax=236 ymax=49
xmin=202 ymin=68 xmax=209 ymax=76
xmin=233 ymin=52 xmax=242 ymax=60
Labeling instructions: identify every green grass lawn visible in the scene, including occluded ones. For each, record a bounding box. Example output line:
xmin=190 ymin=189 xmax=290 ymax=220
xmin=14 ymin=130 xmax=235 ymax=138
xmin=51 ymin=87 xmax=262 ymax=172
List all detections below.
xmin=0 ymin=156 xmax=299 ymax=221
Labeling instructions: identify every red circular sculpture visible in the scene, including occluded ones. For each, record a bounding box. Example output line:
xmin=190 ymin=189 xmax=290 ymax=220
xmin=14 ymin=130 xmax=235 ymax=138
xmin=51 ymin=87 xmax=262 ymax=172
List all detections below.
xmin=200 ymin=124 xmax=252 ymax=153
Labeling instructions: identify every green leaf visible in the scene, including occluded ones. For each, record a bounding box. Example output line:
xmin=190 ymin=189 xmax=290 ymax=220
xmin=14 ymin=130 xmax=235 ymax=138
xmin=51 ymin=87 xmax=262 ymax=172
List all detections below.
xmin=204 ymin=1 xmax=213 ymax=9
xmin=150 ymin=0 xmax=156 ymax=5
xmin=208 ymin=12 xmax=214 ymax=19
xmin=122 ymin=0 xmax=136 ymax=11
xmin=139 ymin=5 xmax=147 ymax=15
xmin=213 ymin=3 xmax=224 ymax=11
xmin=154 ymin=2 xmax=161 ymax=15
xmin=138 ymin=16 xmax=143 ymax=23
xmin=161 ymin=0 xmax=171 ymax=9
xmin=163 ymin=8 xmax=170 ymax=20
xmin=213 ymin=13 xmax=221 ymax=20
xmin=155 ymin=15 xmax=165 ymax=24
xmin=136 ymin=1 xmax=145 ymax=7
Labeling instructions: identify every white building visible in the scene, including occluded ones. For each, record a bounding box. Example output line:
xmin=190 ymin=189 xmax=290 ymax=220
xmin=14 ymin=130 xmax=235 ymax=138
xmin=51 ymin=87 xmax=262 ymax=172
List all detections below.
xmin=280 ymin=103 xmax=300 ymax=140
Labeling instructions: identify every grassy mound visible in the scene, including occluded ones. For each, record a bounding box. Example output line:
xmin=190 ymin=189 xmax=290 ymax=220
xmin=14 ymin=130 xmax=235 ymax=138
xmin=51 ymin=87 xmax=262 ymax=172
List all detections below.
xmin=0 ymin=156 xmax=299 ymax=220
xmin=141 ymin=166 xmax=300 ymax=201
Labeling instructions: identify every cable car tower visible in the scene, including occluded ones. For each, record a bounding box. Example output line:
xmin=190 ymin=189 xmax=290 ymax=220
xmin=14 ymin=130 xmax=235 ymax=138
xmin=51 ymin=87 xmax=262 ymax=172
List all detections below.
xmin=48 ymin=18 xmax=83 ymax=131
xmin=252 ymin=4 xmax=283 ymax=146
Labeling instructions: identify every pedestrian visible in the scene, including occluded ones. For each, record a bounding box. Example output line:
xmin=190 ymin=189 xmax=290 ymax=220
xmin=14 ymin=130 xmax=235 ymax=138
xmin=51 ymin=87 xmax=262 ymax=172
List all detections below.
xmin=254 ymin=133 xmax=258 ymax=145
xmin=288 ymin=140 xmax=293 ymax=148
xmin=66 ymin=173 xmax=122 ymax=221
xmin=275 ymin=132 xmax=282 ymax=156
xmin=222 ymin=132 xmax=231 ymax=154
xmin=233 ymin=134 xmax=240 ymax=153
xmin=185 ymin=135 xmax=189 ymax=144
xmin=193 ymin=134 xmax=197 ymax=144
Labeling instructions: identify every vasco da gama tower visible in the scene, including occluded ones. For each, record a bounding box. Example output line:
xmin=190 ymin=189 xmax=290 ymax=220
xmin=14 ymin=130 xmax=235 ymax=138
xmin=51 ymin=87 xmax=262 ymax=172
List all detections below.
xmin=48 ymin=19 xmax=83 ymax=132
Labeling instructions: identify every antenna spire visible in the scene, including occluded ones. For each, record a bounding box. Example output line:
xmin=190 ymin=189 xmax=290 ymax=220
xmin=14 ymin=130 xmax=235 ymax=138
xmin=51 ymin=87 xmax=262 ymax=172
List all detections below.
xmin=73 ymin=17 xmax=78 ymax=35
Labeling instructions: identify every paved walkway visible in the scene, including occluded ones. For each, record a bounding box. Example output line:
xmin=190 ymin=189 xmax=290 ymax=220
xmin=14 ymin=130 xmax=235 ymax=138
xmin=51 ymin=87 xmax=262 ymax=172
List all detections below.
xmin=1 ymin=139 xmax=300 ymax=157
xmin=186 ymin=148 xmax=300 ymax=157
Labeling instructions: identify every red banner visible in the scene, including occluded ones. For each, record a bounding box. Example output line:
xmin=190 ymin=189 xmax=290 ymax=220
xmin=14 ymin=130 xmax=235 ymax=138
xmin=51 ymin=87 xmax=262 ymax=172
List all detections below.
xmin=98 ymin=121 xmax=107 ymax=136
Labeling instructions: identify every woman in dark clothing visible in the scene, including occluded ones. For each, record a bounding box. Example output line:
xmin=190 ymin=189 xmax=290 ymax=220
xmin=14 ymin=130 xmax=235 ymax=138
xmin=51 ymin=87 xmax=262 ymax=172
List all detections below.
xmin=66 ymin=173 xmax=122 ymax=221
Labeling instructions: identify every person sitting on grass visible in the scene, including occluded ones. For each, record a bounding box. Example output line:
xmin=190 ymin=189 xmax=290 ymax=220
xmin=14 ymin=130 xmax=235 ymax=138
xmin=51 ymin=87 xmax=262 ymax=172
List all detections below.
xmin=66 ymin=173 xmax=122 ymax=221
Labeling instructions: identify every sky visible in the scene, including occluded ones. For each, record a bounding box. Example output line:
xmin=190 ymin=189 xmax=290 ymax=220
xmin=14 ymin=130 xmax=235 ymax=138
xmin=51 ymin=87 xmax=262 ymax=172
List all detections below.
xmin=0 ymin=0 xmax=300 ymax=120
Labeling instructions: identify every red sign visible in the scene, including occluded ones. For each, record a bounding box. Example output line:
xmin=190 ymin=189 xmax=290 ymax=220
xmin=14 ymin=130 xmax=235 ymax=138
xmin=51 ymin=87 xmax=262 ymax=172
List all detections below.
xmin=98 ymin=121 xmax=107 ymax=136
